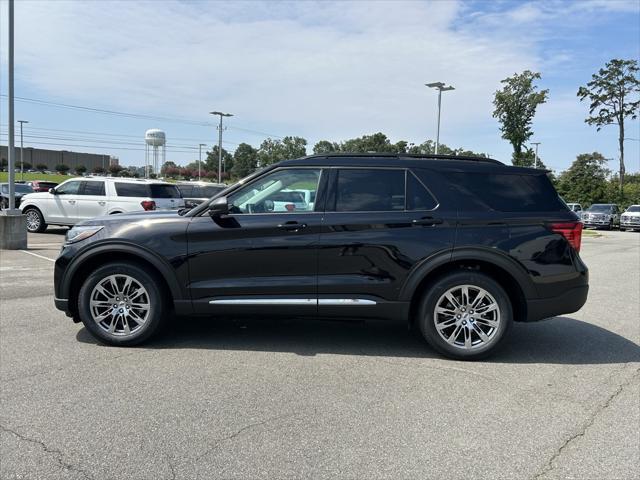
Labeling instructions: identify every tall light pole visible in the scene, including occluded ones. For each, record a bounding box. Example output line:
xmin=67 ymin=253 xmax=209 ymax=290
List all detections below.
xmin=18 ymin=120 xmax=28 ymax=181
xmin=198 ymin=143 xmax=206 ymax=180
xmin=6 ymin=0 xmax=16 ymax=211
xmin=425 ymin=82 xmax=455 ymax=154
xmin=531 ymin=142 xmax=541 ymax=168
xmin=209 ymin=111 xmax=233 ymax=182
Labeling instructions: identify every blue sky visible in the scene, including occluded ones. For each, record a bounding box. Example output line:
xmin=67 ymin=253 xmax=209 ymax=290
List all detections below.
xmin=0 ymin=0 xmax=638 ymax=173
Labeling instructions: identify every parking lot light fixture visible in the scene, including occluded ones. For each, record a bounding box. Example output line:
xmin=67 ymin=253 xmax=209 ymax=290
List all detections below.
xmin=210 ymin=111 xmax=233 ymax=182
xmin=425 ymin=82 xmax=455 ymax=154
xmin=531 ymin=142 xmax=541 ymax=168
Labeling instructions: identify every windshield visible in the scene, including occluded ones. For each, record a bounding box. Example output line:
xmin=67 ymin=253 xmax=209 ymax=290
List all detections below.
xmin=626 ymin=206 xmax=640 ymax=212
xmin=587 ymin=204 xmax=613 ymax=213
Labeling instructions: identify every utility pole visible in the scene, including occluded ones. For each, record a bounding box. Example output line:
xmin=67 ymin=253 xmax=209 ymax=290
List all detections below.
xmin=209 ymin=111 xmax=233 ymax=182
xmin=1 ymin=0 xmax=27 ymax=250
xmin=18 ymin=120 xmax=28 ymax=181
xmin=531 ymin=142 xmax=541 ymax=168
xmin=426 ymin=82 xmax=455 ymax=154
xmin=198 ymin=143 xmax=206 ymax=180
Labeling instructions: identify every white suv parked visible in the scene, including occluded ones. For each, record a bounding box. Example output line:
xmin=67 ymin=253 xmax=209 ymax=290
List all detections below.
xmin=20 ymin=177 xmax=184 ymax=233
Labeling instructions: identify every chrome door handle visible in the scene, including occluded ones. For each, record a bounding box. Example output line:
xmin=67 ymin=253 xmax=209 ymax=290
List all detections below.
xmin=412 ymin=217 xmax=443 ymax=226
xmin=277 ymin=221 xmax=307 ymax=232
xmin=98 ymin=201 xmax=106 ymax=206
xmin=67 ymin=200 xmax=76 ymax=204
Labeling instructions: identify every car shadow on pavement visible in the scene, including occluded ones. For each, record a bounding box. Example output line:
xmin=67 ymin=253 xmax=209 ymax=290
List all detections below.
xmin=76 ymin=315 xmax=640 ymax=365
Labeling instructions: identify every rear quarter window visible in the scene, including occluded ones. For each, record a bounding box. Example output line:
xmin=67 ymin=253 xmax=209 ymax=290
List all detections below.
xmin=150 ymin=184 xmax=181 ymax=198
xmin=115 ymin=183 xmax=149 ymax=197
xmin=448 ymin=172 xmax=566 ymax=212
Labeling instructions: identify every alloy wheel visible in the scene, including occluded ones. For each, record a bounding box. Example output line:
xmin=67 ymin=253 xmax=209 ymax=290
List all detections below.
xmin=25 ymin=210 xmax=41 ymax=231
xmin=433 ymin=284 xmax=501 ymax=350
xmin=89 ymin=274 xmax=151 ymax=336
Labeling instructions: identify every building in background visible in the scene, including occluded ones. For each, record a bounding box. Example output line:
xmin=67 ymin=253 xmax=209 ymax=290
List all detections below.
xmin=0 ymin=145 xmax=113 ymax=171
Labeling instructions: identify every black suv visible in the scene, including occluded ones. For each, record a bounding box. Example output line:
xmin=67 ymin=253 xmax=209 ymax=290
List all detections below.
xmin=54 ymin=154 xmax=588 ymax=360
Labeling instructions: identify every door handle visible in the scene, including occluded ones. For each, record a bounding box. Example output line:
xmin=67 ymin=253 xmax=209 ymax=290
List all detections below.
xmin=277 ymin=221 xmax=307 ymax=232
xmin=67 ymin=200 xmax=76 ymax=205
xmin=412 ymin=217 xmax=443 ymax=226
xmin=98 ymin=201 xmax=106 ymax=206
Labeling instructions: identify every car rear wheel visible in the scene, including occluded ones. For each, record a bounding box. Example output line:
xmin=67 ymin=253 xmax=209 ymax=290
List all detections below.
xmin=24 ymin=208 xmax=47 ymax=233
xmin=418 ymin=271 xmax=512 ymax=360
xmin=78 ymin=262 xmax=166 ymax=346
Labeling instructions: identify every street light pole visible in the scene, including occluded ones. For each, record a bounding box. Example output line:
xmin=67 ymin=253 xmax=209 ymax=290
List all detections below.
xmin=198 ymin=143 xmax=206 ymax=181
xmin=7 ymin=0 xmax=16 ymax=211
xmin=209 ymin=111 xmax=233 ymax=182
xmin=531 ymin=142 xmax=541 ymax=168
xmin=426 ymin=82 xmax=455 ymax=155
xmin=18 ymin=120 xmax=28 ymax=181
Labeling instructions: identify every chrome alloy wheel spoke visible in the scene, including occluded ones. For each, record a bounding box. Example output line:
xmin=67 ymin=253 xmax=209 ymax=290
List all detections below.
xmin=433 ymin=285 xmax=501 ymax=350
xmin=89 ymin=274 xmax=150 ymax=337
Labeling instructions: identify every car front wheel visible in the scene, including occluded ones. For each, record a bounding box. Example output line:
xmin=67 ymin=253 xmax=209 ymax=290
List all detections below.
xmin=78 ymin=262 xmax=166 ymax=346
xmin=418 ymin=271 xmax=512 ymax=360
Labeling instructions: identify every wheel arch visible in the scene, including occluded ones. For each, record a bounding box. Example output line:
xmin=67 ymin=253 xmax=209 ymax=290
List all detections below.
xmin=62 ymin=243 xmax=186 ymax=317
xmin=402 ymin=248 xmax=533 ymax=325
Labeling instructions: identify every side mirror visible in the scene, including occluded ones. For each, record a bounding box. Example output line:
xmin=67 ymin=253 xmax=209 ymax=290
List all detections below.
xmin=49 ymin=188 xmax=57 ymax=194
xmin=208 ymin=196 xmax=229 ymax=217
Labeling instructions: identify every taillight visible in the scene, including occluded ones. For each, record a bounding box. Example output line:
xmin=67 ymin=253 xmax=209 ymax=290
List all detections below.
xmin=548 ymin=221 xmax=583 ymax=252
xmin=141 ymin=200 xmax=156 ymax=211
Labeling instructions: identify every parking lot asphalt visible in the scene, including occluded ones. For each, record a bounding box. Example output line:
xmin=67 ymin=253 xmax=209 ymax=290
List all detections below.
xmin=1 ymin=228 xmax=638 ymax=480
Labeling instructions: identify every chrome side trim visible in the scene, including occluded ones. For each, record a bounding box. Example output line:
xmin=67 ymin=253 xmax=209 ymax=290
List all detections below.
xmin=208 ymin=298 xmax=377 ymax=306
xmin=209 ymin=298 xmax=316 ymax=305
xmin=318 ymin=299 xmax=376 ymax=305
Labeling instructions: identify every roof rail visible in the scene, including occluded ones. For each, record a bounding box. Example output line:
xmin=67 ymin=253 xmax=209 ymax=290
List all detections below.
xmin=301 ymin=152 xmax=503 ymax=165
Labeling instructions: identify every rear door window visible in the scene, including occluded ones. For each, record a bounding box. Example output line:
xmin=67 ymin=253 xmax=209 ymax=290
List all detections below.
xmin=80 ymin=181 xmax=105 ymax=196
xmin=335 ymin=169 xmax=405 ymax=212
xmin=150 ymin=184 xmax=181 ymax=198
xmin=115 ymin=183 xmax=149 ymax=197
xmin=177 ymin=185 xmax=194 ymax=197
xmin=407 ymin=172 xmax=438 ymax=210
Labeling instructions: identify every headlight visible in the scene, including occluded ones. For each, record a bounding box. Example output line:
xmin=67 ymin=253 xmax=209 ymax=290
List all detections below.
xmin=65 ymin=225 xmax=104 ymax=244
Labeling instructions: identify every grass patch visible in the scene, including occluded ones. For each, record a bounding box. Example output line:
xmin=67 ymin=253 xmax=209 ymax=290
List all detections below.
xmin=582 ymin=229 xmax=603 ymax=237
xmin=0 ymin=172 xmax=74 ymax=184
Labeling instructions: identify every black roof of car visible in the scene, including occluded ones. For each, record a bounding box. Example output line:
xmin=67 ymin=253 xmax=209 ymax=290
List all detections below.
xmin=277 ymin=153 xmax=545 ymax=174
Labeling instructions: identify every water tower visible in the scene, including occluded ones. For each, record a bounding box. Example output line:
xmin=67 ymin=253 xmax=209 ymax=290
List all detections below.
xmin=144 ymin=129 xmax=166 ymax=177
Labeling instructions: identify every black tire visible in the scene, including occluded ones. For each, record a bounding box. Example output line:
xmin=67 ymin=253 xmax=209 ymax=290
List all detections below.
xmin=417 ymin=271 xmax=512 ymax=360
xmin=23 ymin=207 xmax=47 ymax=233
xmin=78 ymin=262 xmax=166 ymax=346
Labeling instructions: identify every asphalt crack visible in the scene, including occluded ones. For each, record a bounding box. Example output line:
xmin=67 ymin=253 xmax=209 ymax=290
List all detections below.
xmin=196 ymin=411 xmax=300 ymax=461
xmin=0 ymin=423 xmax=93 ymax=480
xmin=531 ymin=367 xmax=640 ymax=480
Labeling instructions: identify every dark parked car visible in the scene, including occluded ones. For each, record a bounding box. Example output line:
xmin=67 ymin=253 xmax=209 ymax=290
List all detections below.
xmin=0 ymin=183 xmax=34 ymax=209
xmin=175 ymin=181 xmax=227 ymax=209
xmin=54 ymin=154 xmax=588 ymax=360
xmin=26 ymin=180 xmax=59 ymax=192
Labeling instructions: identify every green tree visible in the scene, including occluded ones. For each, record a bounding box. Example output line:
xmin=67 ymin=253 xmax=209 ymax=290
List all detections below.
xmin=257 ymin=136 xmax=307 ymax=166
xmin=313 ymin=140 xmax=340 ymax=154
xmin=21 ymin=161 xmax=32 ymax=170
xmin=341 ymin=132 xmax=401 ymax=153
xmin=407 ymin=140 xmax=487 ymax=158
xmin=75 ymin=165 xmax=87 ymax=175
xmin=205 ymin=146 xmax=233 ymax=175
xmin=577 ymin=58 xmax=640 ymax=193
xmin=493 ymin=71 xmax=549 ymax=165
xmin=556 ymin=152 xmax=610 ymax=206
xmin=161 ymin=161 xmax=178 ymax=175
xmin=108 ymin=164 xmax=123 ymax=176
xmin=36 ymin=163 xmax=47 ymax=172
xmin=232 ymin=143 xmax=258 ymax=178
xmin=55 ymin=164 xmax=70 ymax=174
xmin=92 ymin=166 xmax=105 ymax=174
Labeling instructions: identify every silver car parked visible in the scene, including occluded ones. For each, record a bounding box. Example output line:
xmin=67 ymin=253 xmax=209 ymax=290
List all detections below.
xmin=620 ymin=205 xmax=640 ymax=231
xmin=582 ymin=203 xmax=620 ymax=230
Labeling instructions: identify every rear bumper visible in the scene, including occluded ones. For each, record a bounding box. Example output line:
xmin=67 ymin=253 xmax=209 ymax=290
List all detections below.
xmin=525 ymin=284 xmax=589 ymax=322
